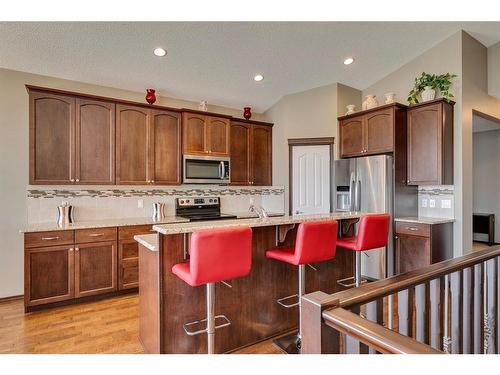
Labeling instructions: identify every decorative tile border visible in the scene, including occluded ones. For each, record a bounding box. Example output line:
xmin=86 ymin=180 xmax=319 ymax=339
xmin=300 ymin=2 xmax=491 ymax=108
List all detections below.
xmin=27 ymin=186 xmax=285 ymax=199
xmin=418 ymin=186 xmax=454 ymax=196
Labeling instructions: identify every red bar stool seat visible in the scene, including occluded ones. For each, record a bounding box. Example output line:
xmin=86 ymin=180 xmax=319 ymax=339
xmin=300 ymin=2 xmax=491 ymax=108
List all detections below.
xmin=171 ymin=227 xmax=252 ymax=354
xmin=337 ymin=213 xmax=390 ymax=288
xmin=265 ymin=220 xmax=338 ymax=353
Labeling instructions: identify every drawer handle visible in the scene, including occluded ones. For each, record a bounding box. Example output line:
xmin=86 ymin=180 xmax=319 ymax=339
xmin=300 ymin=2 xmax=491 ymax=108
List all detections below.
xmin=406 ymin=227 xmax=419 ymax=231
xmin=88 ymin=233 xmax=105 ymax=237
xmin=41 ymin=236 xmax=60 ymax=241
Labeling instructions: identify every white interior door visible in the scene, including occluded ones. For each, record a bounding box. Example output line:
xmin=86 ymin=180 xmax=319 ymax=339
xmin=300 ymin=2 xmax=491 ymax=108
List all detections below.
xmin=291 ymin=145 xmax=331 ymax=215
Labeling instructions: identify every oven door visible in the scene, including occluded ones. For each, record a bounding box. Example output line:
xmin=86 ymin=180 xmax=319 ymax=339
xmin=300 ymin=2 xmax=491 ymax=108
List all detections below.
xmin=183 ymin=155 xmax=231 ymax=184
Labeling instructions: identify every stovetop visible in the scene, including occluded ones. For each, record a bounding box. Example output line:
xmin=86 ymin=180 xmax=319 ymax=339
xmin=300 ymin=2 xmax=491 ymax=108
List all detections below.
xmin=178 ymin=213 xmax=237 ymax=222
xmin=175 ymin=196 xmax=237 ymax=222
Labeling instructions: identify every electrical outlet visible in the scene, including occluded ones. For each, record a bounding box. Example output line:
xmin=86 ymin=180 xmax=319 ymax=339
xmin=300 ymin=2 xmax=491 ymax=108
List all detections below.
xmin=249 ymin=197 xmax=255 ymax=205
xmin=429 ymin=199 xmax=436 ymax=208
xmin=421 ymin=199 xmax=428 ymax=208
xmin=137 ymin=199 xmax=144 ymax=209
xmin=441 ymin=199 xmax=451 ymax=209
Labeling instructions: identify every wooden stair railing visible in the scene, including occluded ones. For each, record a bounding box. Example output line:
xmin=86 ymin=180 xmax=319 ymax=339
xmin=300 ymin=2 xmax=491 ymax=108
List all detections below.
xmin=301 ymin=245 xmax=500 ymax=354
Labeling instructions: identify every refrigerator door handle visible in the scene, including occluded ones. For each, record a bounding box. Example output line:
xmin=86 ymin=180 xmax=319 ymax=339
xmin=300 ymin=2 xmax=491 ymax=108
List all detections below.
xmin=349 ymin=172 xmax=356 ymax=211
xmin=355 ymin=179 xmax=361 ymax=212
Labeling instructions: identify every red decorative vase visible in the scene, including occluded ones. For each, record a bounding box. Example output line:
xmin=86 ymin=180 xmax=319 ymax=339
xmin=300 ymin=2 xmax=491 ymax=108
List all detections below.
xmin=145 ymin=89 xmax=156 ymax=105
xmin=243 ymin=107 xmax=252 ymax=120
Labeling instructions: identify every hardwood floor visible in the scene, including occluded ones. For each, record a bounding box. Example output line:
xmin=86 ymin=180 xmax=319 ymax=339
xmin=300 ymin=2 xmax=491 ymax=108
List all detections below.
xmin=0 ymin=294 xmax=283 ymax=354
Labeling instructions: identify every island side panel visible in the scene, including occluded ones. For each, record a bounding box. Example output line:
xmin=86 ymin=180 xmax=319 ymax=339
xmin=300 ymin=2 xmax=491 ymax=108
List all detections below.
xmin=159 ymin=225 xmax=354 ymax=354
xmin=138 ymin=243 xmax=161 ymax=353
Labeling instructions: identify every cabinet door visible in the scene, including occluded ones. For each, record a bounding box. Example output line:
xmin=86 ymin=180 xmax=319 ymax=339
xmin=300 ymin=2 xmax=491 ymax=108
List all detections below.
xmin=230 ymin=122 xmax=251 ymax=185
xmin=365 ymin=108 xmax=393 ymax=154
xmin=25 ymin=245 xmax=74 ymax=306
xmin=116 ymin=105 xmax=150 ymax=184
xmin=74 ymin=241 xmax=117 ymax=298
xmin=395 ymin=235 xmax=431 ymax=274
xmin=119 ymin=240 xmax=139 ymax=290
xmin=339 ymin=117 xmax=364 ymax=157
xmin=206 ymin=116 xmax=230 ymax=156
xmin=29 ymin=91 xmax=75 ymax=184
xmin=251 ymin=125 xmax=272 ymax=186
xmin=182 ymin=113 xmax=206 ymax=155
xmin=150 ymin=110 xmax=181 ymax=184
xmin=75 ymin=99 xmax=115 ymax=184
xmin=407 ymin=103 xmax=442 ymax=185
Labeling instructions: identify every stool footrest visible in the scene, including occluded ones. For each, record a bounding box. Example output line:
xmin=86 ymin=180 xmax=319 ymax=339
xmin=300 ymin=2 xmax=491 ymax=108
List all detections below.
xmin=183 ymin=315 xmax=232 ymax=336
xmin=277 ymin=294 xmax=299 ymax=308
xmin=337 ymin=276 xmax=369 ymax=288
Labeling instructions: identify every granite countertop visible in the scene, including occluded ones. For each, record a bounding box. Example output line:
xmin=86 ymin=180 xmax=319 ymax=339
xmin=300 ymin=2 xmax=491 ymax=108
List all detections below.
xmin=395 ymin=217 xmax=455 ymax=225
xmin=21 ymin=216 xmax=190 ymax=233
xmin=134 ymin=234 xmax=158 ymax=252
xmin=153 ymin=212 xmax=366 ymax=235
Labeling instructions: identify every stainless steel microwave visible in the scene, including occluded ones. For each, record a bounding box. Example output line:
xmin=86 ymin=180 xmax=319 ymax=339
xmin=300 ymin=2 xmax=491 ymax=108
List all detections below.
xmin=183 ymin=155 xmax=231 ymax=184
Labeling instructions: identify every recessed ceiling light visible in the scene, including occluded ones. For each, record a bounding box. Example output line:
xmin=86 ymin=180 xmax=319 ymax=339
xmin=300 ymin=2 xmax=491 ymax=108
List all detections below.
xmin=343 ymin=57 xmax=354 ymax=65
xmin=254 ymin=74 xmax=264 ymax=82
xmin=153 ymin=47 xmax=167 ymax=57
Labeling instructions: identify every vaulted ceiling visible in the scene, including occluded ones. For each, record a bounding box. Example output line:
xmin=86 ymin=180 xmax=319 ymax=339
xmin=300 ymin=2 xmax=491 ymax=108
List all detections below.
xmin=1 ymin=22 xmax=499 ymax=112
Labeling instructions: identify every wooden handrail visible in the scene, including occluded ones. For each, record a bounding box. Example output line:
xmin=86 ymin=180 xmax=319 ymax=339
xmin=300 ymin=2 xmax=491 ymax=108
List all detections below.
xmin=318 ymin=245 xmax=500 ymax=309
xmin=322 ymin=307 xmax=442 ymax=354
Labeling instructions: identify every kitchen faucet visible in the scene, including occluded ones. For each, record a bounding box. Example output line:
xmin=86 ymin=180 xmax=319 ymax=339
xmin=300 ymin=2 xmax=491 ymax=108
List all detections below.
xmin=249 ymin=204 xmax=269 ymax=218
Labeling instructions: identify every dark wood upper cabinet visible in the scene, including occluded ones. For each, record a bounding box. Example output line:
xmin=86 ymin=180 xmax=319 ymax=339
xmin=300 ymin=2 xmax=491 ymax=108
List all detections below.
xmin=150 ymin=110 xmax=181 ymax=185
xmin=182 ymin=112 xmax=230 ymax=156
xmin=29 ymin=91 xmax=75 ymax=184
xmin=407 ymin=99 xmax=454 ymax=185
xmin=25 ymin=245 xmax=74 ymax=307
xmin=116 ymin=104 xmax=150 ymax=184
xmin=364 ymin=108 xmax=394 ymax=154
xmin=251 ymin=125 xmax=273 ymax=186
xmin=75 ymin=99 xmax=115 ymax=184
xmin=339 ymin=117 xmax=364 ymax=157
xmin=338 ymin=103 xmax=406 ymax=158
xmin=206 ymin=116 xmax=230 ymax=156
xmin=230 ymin=122 xmax=252 ymax=185
xmin=74 ymin=241 xmax=117 ymax=298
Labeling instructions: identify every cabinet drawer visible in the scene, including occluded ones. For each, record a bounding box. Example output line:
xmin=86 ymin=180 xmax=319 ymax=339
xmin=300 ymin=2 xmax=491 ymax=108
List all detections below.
xmin=75 ymin=227 xmax=117 ymax=244
xmin=119 ymin=225 xmax=154 ymax=241
xmin=395 ymin=222 xmax=430 ymax=237
xmin=25 ymin=230 xmax=74 ymax=248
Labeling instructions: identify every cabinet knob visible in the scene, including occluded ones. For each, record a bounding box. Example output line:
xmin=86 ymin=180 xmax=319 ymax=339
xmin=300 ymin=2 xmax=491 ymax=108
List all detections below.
xmin=70 ymin=179 xmax=75 ymax=182
xmin=75 ymin=179 xmax=80 ymax=182
xmin=151 ymin=180 xmax=155 ymax=183
xmin=75 ymin=247 xmax=80 ymax=252
xmin=69 ymin=248 xmax=74 ymax=252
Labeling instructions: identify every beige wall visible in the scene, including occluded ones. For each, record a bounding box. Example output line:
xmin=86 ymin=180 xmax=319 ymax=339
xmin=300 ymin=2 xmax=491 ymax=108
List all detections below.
xmin=363 ymin=32 xmax=463 ymax=256
xmin=264 ymin=83 xmax=361 ymax=213
xmin=461 ymin=32 xmax=500 ymax=254
xmin=0 ymin=67 xmax=264 ymax=298
xmin=488 ymin=42 xmax=500 ymax=100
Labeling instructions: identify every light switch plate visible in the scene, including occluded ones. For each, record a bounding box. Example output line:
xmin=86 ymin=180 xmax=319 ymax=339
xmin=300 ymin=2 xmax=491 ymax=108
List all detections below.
xmin=441 ymin=199 xmax=451 ymax=209
xmin=421 ymin=199 xmax=428 ymax=208
xmin=137 ymin=199 xmax=144 ymax=209
xmin=429 ymin=199 xmax=436 ymax=208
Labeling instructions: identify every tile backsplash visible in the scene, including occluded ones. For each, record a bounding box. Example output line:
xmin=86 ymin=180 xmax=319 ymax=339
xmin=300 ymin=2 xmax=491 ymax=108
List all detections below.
xmin=27 ymin=185 xmax=285 ymax=224
xmin=418 ymin=185 xmax=454 ymax=218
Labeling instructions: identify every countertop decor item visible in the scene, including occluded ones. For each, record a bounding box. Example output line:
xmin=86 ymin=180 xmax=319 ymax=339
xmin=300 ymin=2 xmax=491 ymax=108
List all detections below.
xmin=243 ymin=106 xmax=252 ymax=120
xmin=152 ymin=202 xmax=166 ymax=221
xmin=57 ymin=202 xmax=73 ymax=227
xmin=145 ymin=89 xmax=156 ymax=104
xmin=384 ymin=93 xmax=396 ymax=104
xmin=345 ymin=104 xmax=356 ymax=115
xmin=362 ymin=95 xmax=378 ymax=110
xmin=407 ymin=72 xmax=457 ymax=104
xmin=198 ymin=100 xmax=208 ymax=111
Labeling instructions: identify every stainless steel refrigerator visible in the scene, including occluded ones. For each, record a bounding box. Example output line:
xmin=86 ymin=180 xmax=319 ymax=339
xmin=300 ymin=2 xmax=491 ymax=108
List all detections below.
xmin=334 ymin=155 xmax=394 ymax=280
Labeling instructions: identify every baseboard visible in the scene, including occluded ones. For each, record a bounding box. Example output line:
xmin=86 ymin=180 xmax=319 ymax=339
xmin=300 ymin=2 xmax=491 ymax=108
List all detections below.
xmin=0 ymin=294 xmax=23 ymax=303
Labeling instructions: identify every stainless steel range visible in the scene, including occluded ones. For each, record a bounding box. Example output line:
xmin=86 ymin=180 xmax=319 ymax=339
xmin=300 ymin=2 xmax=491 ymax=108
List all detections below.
xmin=175 ymin=197 xmax=237 ymax=222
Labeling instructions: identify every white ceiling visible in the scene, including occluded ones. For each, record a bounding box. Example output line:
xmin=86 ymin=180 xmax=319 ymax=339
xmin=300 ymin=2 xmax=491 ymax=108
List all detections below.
xmin=1 ymin=22 xmax=499 ymax=112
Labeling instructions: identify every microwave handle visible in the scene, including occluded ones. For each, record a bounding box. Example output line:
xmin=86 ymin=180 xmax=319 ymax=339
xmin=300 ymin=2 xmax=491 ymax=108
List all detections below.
xmin=220 ymin=161 xmax=225 ymax=179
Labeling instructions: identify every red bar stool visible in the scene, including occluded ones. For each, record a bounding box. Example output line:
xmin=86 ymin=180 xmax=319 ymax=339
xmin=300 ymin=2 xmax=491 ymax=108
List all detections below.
xmin=172 ymin=227 xmax=252 ymax=354
xmin=266 ymin=220 xmax=338 ymax=353
xmin=337 ymin=214 xmax=390 ymax=288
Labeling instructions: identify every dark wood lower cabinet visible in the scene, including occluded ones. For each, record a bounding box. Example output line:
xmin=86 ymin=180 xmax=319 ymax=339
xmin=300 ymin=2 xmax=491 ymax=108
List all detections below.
xmin=119 ymin=240 xmax=140 ymax=290
xmin=75 ymin=241 xmax=117 ymax=298
xmin=395 ymin=221 xmax=453 ymax=274
xmin=25 ymin=245 xmax=75 ymax=308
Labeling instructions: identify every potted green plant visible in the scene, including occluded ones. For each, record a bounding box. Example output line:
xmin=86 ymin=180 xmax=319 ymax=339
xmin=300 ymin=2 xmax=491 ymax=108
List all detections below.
xmin=407 ymin=72 xmax=457 ymax=104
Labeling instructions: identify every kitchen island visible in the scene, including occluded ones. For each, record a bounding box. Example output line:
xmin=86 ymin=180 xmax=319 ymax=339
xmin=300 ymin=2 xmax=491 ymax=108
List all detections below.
xmin=137 ymin=212 xmax=367 ymax=354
